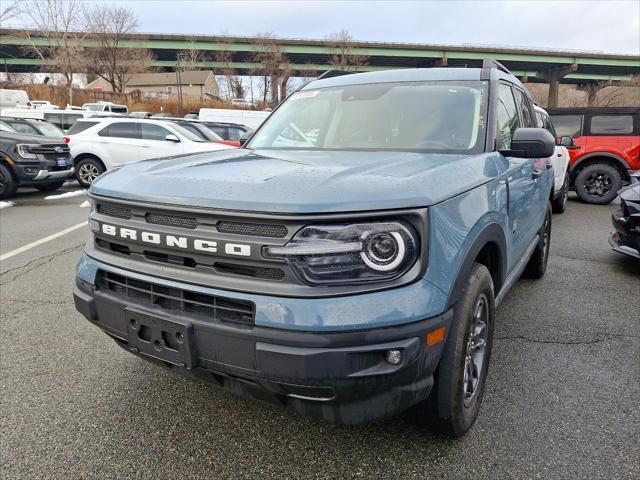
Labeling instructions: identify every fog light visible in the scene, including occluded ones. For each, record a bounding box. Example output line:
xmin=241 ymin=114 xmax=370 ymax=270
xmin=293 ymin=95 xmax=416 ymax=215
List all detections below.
xmin=89 ymin=219 xmax=99 ymax=233
xmin=385 ymin=349 xmax=402 ymax=365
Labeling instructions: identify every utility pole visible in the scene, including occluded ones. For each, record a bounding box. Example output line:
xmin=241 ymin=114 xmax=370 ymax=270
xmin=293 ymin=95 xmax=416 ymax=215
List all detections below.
xmin=176 ymin=57 xmax=184 ymax=116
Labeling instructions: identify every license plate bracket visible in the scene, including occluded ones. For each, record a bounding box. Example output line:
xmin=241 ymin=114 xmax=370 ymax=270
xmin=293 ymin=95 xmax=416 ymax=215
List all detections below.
xmin=125 ymin=309 xmax=195 ymax=369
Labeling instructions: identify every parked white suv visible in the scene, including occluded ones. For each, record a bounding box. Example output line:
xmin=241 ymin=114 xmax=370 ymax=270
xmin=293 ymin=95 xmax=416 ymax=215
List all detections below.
xmin=535 ymin=105 xmax=570 ymax=213
xmin=67 ymin=118 xmax=233 ymax=187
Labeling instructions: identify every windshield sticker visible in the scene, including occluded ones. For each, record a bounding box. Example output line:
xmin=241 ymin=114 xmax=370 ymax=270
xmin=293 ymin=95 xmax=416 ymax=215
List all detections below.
xmin=290 ymin=90 xmax=319 ymax=101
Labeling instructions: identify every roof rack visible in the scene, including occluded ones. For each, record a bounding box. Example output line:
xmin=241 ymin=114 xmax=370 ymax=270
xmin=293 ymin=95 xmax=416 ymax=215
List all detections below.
xmin=482 ymin=58 xmax=513 ymax=76
xmin=317 ymin=70 xmax=355 ymax=80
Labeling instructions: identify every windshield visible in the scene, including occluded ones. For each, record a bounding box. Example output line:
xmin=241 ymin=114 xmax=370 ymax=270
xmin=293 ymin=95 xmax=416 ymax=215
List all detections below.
xmin=171 ymin=123 xmax=207 ymax=142
xmin=248 ymin=81 xmax=487 ymax=152
xmin=35 ymin=122 xmax=66 ymax=137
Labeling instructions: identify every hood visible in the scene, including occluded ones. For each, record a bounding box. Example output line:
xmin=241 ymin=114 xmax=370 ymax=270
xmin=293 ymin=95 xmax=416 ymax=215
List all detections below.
xmin=90 ymin=149 xmax=505 ymax=213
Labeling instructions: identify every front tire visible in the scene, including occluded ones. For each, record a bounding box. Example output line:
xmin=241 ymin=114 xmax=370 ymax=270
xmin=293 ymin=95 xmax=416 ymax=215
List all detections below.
xmin=35 ymin=180 xmax=65 ymax=192
xmin=76 ymin=158 xmax=105 ymax=188
xmin=523 ymin=203 xmax=551 ymax=279
xmin=552 ymin=172 xmax=569 ymax=214
xmin=0 ymin=163 xmax=18 ymax=199
xmin=420 ymin=263 xmax=495 ymax=437
xmin=574 ymin=163 xmax=621 ymax=204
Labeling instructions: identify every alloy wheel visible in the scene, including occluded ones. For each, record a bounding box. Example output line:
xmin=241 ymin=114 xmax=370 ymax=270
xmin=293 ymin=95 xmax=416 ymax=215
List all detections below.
xmin=0 ymin=172 xmax=6 ymax=196
xmin=583 ymin=172 xmax=612 ymax=198
xmin=78 ymin=164 xmax=100 ymax=184
xmin=463 ymin=293 xmax=489 ymax=406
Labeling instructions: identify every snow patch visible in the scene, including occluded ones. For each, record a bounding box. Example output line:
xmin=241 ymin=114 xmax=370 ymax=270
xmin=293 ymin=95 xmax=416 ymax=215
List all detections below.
xmin=0 ymin=201 xmax=15 ymax=209
xmin=44 ymin=190 xmax=87 ymax=200
xmin=79 ymin=200 xmax=91 ymax=208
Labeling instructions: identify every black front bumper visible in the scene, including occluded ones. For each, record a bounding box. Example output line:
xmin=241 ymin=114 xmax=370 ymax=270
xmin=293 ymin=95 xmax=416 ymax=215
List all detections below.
xmin=74 ymin=276 xmax=451 ymax=424
xmin=610 ymin=210 xmax=640 ymax=259
xmin=11 ymin=154 xmax=74 ymax=186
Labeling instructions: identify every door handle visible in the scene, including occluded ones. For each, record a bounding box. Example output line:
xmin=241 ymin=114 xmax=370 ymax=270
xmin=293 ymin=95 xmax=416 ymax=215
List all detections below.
xmin=532 ymin=169 xmax=542 ymax=179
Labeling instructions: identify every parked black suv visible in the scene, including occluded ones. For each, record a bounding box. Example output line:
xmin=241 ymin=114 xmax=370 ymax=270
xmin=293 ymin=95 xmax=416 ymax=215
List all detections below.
xmin=0 ymin=132 xmax=73 ymax=198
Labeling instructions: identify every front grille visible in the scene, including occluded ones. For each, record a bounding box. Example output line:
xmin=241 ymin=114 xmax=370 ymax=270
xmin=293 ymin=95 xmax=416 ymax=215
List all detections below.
xmin=30 ymin=144 xmax=70 ymax=154
xmin=215 ymin=262 xmax=285 ymax=281
xmin=217 ymin=221 xmax=287 ymax=238
xmin=97 ymin=203 xmax=132 ymax=219
xmin=97 ymin=271 xmax=255 ymax=326
xmin=146 ymin=213 xmax=198 ymax=229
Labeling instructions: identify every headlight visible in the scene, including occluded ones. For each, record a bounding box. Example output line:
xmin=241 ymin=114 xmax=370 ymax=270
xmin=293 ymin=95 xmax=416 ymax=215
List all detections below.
xmin=16 ymin=144 xmax=37 ymax=159
xmin=263 ymin=221 xmax=419 ymax=286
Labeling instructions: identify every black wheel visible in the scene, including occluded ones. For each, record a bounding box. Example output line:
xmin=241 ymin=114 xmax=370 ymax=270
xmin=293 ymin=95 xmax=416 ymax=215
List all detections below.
xmin=552 ymin=172 xmax=569 ymax=214
xmin=418 ymin=263 xmax=495 ymax=437
xmin=574 ymin=163 xmax=621 ymax=204
xmin=35 ymin=180 xmax=65 ymax=192
xmin=76 ymin=158 xmax=105 ymax=188
xmin=0 ymin=163 xmax=18 ymax=199
xmin=524 ymin=203 xmax=552 ymax=279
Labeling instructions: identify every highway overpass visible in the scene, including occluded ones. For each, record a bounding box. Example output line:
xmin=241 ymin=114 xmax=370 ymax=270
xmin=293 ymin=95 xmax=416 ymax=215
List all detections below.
xmin=2 ymin=29 xmax=639 ymax=106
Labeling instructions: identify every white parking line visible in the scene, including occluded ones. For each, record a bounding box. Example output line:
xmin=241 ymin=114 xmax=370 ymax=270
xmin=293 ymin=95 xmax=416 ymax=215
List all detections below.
xmin=0 ymin=221 xmax=87 ymax=262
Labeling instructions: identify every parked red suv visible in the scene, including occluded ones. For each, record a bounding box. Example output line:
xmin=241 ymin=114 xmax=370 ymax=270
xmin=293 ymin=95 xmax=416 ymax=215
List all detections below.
xmin=548 ymin=107 xmax=640 ymax=204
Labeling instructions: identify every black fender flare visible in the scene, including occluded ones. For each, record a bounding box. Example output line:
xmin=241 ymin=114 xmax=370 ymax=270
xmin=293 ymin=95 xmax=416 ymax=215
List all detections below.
xmin=445 ymin=223 xmax=507 ymax=310
xmin=570 ymin=152 xmax=630 ymax=176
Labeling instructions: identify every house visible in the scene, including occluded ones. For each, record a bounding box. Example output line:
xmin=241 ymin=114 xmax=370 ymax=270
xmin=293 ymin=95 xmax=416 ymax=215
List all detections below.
xmin=86 ymin=71 xmax=219 ymax=100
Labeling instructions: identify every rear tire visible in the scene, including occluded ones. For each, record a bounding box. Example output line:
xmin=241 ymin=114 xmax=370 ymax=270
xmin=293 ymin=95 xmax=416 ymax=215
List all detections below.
xmin=76 ymin=157 xmax=105 ymax=188
xmin=574 ymin=163 xmax=621 ymax=204
xmin=523 ymin=203 xmax=551 ymax=279
xmin=417 ymin=263 xmax=495 ymax=437
xmin=35 ymin=180 xmax=65 ymax=192
xmin=0 ymin=163 xmax=18 ymax=199
xmin=552 ymin=172 xmax=569 ymax=214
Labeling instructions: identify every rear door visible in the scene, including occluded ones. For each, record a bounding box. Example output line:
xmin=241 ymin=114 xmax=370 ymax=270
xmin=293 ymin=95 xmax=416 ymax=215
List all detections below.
xmin=496 ymin=83 xmax=539 ymax=271
xmin=96 ymin=122 xmax=141 ymax=167
xmin=586 ymin=114 xmax=638 ymax=165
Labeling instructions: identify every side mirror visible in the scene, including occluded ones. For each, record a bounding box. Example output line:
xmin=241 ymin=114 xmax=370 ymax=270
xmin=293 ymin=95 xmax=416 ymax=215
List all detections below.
xmin=500 ymin=128 xmax=555 ymax=158
xmin=238 ymin=132 xmax=251 ymax=147
xmin=165 ymin=134 xmax=180 ymax=143
xmin=559 ymin=136 xmax=574 ymax=148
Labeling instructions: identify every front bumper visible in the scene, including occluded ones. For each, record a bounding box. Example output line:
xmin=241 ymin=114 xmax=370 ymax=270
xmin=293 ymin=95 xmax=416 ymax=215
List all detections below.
xmin=73 ymin=256 xmax=452 ymax=424
xmin=11 ymin=153 xmax=74 ymax=185
xmin=609 ymin=210 xmax=640 ymax=259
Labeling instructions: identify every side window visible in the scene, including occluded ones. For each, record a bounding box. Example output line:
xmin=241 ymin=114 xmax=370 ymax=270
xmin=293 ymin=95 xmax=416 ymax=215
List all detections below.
xmin=43 ymin=113 xmax=62 ymax=128
xmin=535 ymin=112 xmax=545 ymax=128
xmin=589 ymin=115 xmax=634 ymax=135
xmin=141 ymin=123 xmax=171 ymax=141
xmin=227 ymin=127 xmax=244 ymax=141
xmin=7 ymin=122 xmax=38 ymax=135
xmin=98 ymin=122 xmax=140 ymax=139
xmin=513 ymin=89 xmax=535 ymax=128
xmin=496 ymin=83 xmax=520 ymax=150
xmin=61 ymin=114 xmax=83 ymax=130
xmin=549 ymin=115 xmax=582 ymax=138
xmin=210 ymin=126 xmax=227 ymax=139
xmin=543 ymin=116 xmax=557 ymax=138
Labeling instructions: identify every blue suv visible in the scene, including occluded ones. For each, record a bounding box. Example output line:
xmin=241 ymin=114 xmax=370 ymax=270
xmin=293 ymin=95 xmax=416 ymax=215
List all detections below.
xmin=73 ymin=60 xmax=555 ymax=436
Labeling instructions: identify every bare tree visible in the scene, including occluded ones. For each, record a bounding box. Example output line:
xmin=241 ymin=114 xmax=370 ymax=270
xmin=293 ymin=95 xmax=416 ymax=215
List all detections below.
xmin=177 ymin=40 xmax=204 ymax=70
xmin=252 ymin=32 xmax=289 ymax=104
xmin=214 ymin=37 xmax=246 ymax=100
xmin=81 ymin=4 xmax=154 ymax=93
xmin=19 ymin=0 xmax=84 ymax=87
xmin=326 ymin=30 xmax=368 ymax=72
xmin=0 ymin=0 xmax=23 ymax=23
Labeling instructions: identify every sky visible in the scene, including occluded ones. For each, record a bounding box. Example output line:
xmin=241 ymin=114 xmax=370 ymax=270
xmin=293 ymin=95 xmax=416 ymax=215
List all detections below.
xmin=113 ymin=0 xmax=638 ymax=55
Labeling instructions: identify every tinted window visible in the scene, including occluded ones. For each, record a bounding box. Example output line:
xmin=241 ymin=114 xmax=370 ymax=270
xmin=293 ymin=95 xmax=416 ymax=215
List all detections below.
xmin=111 ymin=106 xmax=128 ymax=114
xmin=550 ymin=115 xmax=582 ymax=138
xmin=141 ymin=123 xmax=171 ymax=141
xmin=513 ymin=88 xmax=535 ymax=128
xmin=496 ymin=84 xmax=520 ymax=150
xmin=6 ymin=121 xmax=39 ymax=135
xmin=43 ymin=113 xmax=62 ymax=127
xmin=590 ymin=115 xmax=633 ymax=135
xmin=209 ymin=125 xmax=227 ymax=139
xmin=536 ymin=112 xmax=557 ymax=138
xmin=227 ymin=127 xmax=244 ymax=141
xmin=67 ymin=121 xmax=99 ymax=135
xmin=99 ymin=122 xmax=140 ymax=139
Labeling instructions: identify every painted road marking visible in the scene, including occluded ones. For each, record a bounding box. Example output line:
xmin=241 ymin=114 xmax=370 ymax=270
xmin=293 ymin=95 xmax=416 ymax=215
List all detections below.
xmin=0 ymin=221 xmax=87 ymax=262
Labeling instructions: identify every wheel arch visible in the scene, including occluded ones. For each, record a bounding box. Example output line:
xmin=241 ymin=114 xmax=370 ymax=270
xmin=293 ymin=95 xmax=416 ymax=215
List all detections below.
xmin=445 ymin=223 xmax=508 ymax=310
xmin=0 ymin=152 xmax=17 ymax=179
xmin=569 ymin=152 xmax=630 ymax=184
xmin=74 ymin=153 xmax=106 ymax=171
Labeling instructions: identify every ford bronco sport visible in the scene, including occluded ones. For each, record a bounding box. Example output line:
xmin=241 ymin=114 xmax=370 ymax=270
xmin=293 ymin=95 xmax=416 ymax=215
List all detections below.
xmin=73 ymin=60 xmax=555 ymax=436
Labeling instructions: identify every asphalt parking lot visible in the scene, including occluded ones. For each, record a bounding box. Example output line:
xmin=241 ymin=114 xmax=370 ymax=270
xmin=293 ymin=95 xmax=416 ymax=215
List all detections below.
xmin=1 ymin=183 xmax=638 ymax=480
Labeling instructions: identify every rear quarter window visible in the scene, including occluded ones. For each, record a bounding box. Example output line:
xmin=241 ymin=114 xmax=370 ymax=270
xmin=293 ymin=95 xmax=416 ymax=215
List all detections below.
xmin=67 ymin=121 xmax=99 ymax=135
xmin=589 ymin=115 xmax=634 ymax=135
xmin=550 ymin=115 xmax=582 ymax=138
